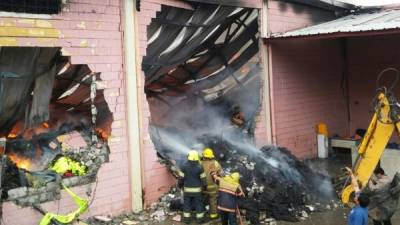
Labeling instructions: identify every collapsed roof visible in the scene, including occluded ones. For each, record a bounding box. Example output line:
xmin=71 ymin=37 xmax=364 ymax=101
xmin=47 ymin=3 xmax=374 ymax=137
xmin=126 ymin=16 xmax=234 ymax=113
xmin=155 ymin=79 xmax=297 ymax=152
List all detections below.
xmin=142 ymin=4 xmax=260 ymax=102
xmin=0 ymin=47 xmax=112 ymax=136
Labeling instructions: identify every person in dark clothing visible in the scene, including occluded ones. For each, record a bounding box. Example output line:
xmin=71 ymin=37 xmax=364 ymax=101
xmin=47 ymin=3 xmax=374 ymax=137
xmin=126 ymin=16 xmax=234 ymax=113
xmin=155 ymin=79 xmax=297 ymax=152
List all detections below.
xmin=346 ymin=167 xmax=370 ymax=225
xmin=178 ymin=150 xmax=207 ymax=224
xmin=369 ymin=168 xmax=392 ymax=225
xmin=211 ymin=171 xmax=244 ymax=225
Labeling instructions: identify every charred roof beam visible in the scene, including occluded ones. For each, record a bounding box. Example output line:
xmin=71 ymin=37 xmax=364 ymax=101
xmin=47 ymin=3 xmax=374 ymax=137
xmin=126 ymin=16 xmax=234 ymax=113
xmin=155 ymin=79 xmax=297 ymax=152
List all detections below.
xmin=283 ymin=0 xmax=356 ymax=12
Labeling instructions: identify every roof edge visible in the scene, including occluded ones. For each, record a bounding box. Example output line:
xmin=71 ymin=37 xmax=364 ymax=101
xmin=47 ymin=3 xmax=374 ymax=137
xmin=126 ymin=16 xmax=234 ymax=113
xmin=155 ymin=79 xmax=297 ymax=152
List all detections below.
xmin=284 ymin=0 xmax=357 ymax=12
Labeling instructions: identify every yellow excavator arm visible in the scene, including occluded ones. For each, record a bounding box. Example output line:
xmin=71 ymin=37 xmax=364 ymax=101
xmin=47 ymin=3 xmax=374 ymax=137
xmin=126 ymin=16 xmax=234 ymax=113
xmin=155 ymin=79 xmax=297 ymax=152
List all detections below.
xmin=341 ymin=89 xmax=400 ymax=204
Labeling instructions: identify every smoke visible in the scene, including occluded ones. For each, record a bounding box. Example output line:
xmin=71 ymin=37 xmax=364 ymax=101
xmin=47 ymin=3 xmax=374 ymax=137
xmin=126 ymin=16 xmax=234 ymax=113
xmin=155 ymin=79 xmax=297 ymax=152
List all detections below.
xmin=147 ymin=60 xmax=335 ymax=220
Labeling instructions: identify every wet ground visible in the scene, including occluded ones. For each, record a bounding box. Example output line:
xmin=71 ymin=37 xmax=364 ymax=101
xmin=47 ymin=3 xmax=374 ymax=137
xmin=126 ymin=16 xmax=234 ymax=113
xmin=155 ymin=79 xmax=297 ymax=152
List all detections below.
xmin=87 ymin=149 xmax=400 ymax=225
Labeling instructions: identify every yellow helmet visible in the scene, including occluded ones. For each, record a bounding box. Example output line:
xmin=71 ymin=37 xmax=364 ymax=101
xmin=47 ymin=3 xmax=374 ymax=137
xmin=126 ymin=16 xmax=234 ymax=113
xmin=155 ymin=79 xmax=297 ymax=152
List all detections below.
xmin=230 ymin=172 xmax=240 ymax=183
xmin=187 ymin=150 xmax=200 ymax=161
xmin=203 ymin=148 xmax=215 ymax=159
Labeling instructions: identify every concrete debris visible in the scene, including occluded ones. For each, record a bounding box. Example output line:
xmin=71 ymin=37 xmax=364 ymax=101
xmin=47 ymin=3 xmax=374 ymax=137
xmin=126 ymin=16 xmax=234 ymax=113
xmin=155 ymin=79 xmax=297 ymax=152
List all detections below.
xmin=305 ymin=205 xmax=315 ymax=212
xmin=172 ymin=214 xmax=181 ymax=222
xmin=150 ymin=210 xmax=166 ymax=222
xmin=121 ymin=220 xmax=139 ymax=225
xmin=86 ymin=187 xmax=183 ymax=224
xmin=264 ymin=218 xmax=277 ymax=225
xmin=94 ymin=215 xmax=112 ymax=222
xmin=72 ymin=222 xmax=89 ymax=225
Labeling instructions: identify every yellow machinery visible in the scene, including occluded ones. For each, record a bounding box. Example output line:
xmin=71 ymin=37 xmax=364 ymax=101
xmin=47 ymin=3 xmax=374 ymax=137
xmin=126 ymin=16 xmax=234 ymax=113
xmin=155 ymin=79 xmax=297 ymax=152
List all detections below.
xmin=341 ymin=68 xmax=400 ymax=205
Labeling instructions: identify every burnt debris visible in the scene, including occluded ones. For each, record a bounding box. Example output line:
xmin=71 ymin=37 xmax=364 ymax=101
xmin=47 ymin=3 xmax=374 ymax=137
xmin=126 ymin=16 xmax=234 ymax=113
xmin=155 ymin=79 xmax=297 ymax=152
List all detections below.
xmin=151 ymin=128 xmax=336 ymax=223
xmin=0 ymin=47 xmax=113 ymax=207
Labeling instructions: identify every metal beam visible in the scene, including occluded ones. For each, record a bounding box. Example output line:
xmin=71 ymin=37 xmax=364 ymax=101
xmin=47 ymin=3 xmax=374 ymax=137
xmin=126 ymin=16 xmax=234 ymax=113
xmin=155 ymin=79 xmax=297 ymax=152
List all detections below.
xmin=283 ymin=0 xmax=355 ymax=11
xmin=185 ymin=0 xmax=262 ymax=8
xmin=265 ymin=29 xmax=400 ymax=41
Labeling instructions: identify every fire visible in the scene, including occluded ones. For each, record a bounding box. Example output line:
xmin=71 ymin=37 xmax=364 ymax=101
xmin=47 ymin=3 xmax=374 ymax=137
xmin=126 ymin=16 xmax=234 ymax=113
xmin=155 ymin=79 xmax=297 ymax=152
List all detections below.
xmin=7 ymin=121 xmax=23 ymax=139
xmin=96 ymin=128 xmax=109 ymax=140
xmin=6 ymin=121 xmax=52 ymax=139
xmin=8 ymin=153 xmax=30 ymax=170
xmin=7 ymin=133 xmax=17 ymax=139
xmin=42 ymin=122 xmax=50 ymax=129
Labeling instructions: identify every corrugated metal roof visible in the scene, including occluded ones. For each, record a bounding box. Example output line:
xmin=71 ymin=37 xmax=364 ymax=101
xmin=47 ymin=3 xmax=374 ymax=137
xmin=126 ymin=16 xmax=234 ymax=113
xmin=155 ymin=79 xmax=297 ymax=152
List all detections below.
xmin=270 ymin=8 xmax=400 ymax=39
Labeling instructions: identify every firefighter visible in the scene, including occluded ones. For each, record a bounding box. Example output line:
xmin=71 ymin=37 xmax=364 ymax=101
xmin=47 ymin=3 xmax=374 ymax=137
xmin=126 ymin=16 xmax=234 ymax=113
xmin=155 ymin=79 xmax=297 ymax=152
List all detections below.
xmin=201 ymin=147 xmax=222 ymax=220
xmin=211 ymin=171 xmax=244 ymax=225
xmin=179 ymin=150 xmax=207 ymax=224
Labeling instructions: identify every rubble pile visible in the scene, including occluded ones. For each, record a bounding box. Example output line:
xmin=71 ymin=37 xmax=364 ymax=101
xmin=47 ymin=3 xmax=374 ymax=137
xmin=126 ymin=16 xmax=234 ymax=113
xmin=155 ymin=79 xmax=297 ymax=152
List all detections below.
xmin=87 ymin=189 xmax=181 ymax=225
xmin=200 ymin=135 xmax=336 ymax=222
xmin=153 ymin=132 xmax=338 ymax=223
xmin=367 ymin=173 xmax=400 ymax=221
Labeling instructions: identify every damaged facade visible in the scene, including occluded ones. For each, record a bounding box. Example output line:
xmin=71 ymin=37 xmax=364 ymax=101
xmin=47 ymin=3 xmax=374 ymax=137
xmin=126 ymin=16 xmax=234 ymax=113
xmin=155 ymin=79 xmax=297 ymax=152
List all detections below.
xmin=2 ymin=0 xmax=399 ymax=224
xmin=0 ymin=1 xmax=129 ymax=225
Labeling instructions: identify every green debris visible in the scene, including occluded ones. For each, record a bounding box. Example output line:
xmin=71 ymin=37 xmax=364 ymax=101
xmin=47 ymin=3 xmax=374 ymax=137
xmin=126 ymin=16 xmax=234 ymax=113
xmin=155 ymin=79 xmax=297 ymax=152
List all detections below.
xmin=49 ymin=156 xmax=86 ymax=176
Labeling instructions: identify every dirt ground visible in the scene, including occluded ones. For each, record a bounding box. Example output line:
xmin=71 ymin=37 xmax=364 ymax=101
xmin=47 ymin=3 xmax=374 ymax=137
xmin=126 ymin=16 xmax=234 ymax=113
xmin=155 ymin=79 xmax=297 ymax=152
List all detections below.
xmin=132 ymin=207 xmax=400 ymax=225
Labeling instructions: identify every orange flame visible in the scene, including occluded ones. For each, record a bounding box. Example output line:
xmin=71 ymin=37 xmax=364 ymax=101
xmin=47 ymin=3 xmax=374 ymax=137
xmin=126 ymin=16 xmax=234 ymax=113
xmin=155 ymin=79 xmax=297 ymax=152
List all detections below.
xmin=6 ymin=121 xmax=52 ymax=139
xmin=7 ymin=121 xmax=23 ymax=139
xmin=8 ymin=153 xmax=30 ymax=170
xmin=42 ymin=122 xmax=50 ymax=129
xmin=96 ymin=128 xmax=109 ymax=140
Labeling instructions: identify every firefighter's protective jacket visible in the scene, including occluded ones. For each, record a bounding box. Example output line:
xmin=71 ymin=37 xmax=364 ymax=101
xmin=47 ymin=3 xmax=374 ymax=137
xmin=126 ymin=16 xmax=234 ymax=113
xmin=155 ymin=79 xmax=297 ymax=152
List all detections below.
xmin=179 ymin=161 xmax=207 ymax=195
xmin=212 ymin=173 xmax=244 ymax=212
xmin=202 ymin=159 xmax=222 ymax=189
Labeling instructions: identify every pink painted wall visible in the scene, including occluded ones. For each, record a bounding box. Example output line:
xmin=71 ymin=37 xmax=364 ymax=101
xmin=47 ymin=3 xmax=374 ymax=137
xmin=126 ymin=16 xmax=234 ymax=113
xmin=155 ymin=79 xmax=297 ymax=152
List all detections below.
xmin=2 ymin=1 xmax=130 ymax=224
xmin=136 ymin=0 xmax=193 ymax=207
xmin=265 ymin=0 xmax=348 ymax=158
xmin=267 ymin=0 xmax=336 ymax=34
xmin=347 ymin=34 xmax=400 ymax=137
xmin=269 ymin=39 xmax=348 ymax=158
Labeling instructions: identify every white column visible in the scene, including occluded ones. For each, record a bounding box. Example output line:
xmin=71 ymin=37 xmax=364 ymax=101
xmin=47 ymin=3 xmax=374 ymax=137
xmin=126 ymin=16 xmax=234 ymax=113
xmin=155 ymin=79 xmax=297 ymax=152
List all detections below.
xmin=260 ymin=0 xmax=273 ymax=144
xmin=123 ymin=0 xmax=143 ymax=212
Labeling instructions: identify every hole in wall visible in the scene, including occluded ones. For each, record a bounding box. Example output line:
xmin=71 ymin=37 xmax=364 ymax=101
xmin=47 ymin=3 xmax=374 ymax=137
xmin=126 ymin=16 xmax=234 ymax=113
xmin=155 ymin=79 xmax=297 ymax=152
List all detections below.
xmin=0 ymin=47 xmax=113 ymax=205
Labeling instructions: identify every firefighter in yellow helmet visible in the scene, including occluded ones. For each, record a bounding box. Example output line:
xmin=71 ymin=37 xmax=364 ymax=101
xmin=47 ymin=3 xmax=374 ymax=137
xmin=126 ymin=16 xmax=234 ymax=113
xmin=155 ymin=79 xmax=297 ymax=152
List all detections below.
xmin=201 ymin=147 xmax=222 ymax=220
xmin=178 ymin=150 xmax=207 ymax=224
xmin=211 ymin=171 xmax=244 ymax=225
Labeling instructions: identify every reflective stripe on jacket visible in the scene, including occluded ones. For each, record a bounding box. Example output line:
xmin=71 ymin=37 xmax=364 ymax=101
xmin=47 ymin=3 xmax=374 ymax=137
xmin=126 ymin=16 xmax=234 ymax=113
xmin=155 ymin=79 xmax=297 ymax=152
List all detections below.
xmin=180 ymin=161 xmax=206 ymax=194
xmin=214 ymin=175 xmax=244 ymax=212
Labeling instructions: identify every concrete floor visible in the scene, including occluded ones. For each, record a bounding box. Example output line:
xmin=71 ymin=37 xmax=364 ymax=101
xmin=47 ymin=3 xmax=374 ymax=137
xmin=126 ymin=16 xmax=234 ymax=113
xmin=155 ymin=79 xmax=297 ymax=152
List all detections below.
xmin=102 ymin=150 xmax=400 ymax=225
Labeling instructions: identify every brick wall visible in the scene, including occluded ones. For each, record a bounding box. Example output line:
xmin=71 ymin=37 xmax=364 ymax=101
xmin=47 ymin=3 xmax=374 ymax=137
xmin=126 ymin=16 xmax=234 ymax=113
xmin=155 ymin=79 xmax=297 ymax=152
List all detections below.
xmin=1 ymin=1 xmax=130 ymax=224
xmin=269 ymin=39 xmax=348 ymax=158
xmin=267 ymin=0 xmax=336 ymax=34
xmin=347 ymin=34 xmax=400 ymax=137
xmin=265 ymin=0 xmax=347 ymax=157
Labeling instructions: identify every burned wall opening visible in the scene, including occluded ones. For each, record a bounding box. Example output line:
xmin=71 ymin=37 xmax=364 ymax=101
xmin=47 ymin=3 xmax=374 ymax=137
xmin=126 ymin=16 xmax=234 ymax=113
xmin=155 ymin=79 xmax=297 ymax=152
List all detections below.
xmin=143 ymin=4 xmax=261 ymax=140
xmin=142 ymin=3 xmax=335 ymax=223
xmin=0 ymin=47 xmax=112 ymax=206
